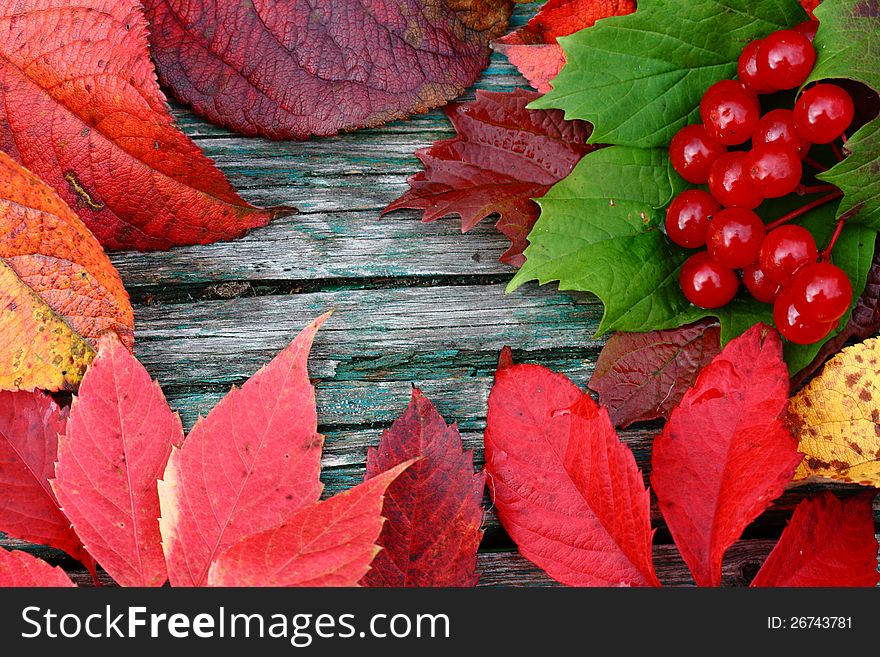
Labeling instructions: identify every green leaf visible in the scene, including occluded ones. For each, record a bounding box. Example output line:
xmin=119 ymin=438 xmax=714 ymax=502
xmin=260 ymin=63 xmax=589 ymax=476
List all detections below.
xmin=530 ymin=0 xmax=807 ymax=147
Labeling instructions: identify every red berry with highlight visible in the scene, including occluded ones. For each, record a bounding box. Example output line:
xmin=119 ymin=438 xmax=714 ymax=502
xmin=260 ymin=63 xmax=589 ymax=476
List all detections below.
xmin=708 ymin=152 xmax=764 ymax=209
xmin=706 ymin=207 xmax=766 ymax=268
xmin=794 ymin=84 xmax=855 ymax=144
xmin=773 ymin=287 xmax=836 ymax=344
xmin=742 ymin=262 xmax=782 ymax=304
xmin=738 ymin=40 xmax=776 ymax=93
xmin=665 ymin=189 xmax=721 ymax=248
xmin=744 ymin=143 xmax=803 ymax=198
xmin=793 ymin=19 xmax=819 ymax=42
xmin=753 ymin=109 xmax=810 ymax=158
xmin=680 ymin=252 xmax=739 ymax=309
xmin=788 ymin=262 xmax=853 ymax=323
xmin=669 ymin=124 xmax=727 ymax=184
xmin=759 ymin=225 xmax=818 ymax=285
xmin=700 ymin=80 xmax=761 ymax=145
xmin=756 ymin=29 xmax=816 ymax=90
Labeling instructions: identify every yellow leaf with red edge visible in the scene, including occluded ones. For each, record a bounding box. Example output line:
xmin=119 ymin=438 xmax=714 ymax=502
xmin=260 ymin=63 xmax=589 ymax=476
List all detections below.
xmin=787 ymin=338 xmax=880 ymax=487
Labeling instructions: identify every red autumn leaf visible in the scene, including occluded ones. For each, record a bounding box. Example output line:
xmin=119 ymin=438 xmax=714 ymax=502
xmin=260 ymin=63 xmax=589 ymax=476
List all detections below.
xmin=588 ymin=320 xmax=722 ymax=428
xmin=0 ymin=0 xmax=291 ymax=252
xmin=143 ymin=0 xmax=512 ymax=140
xmin=0 ymin=548 xmax=75 ymax=587
xmin=0 ymin=390 xmax=94 ymax=573
xmin=484 ymin=348 xmax=658 ymax=586
xmin=752 ymin=492 xmax=880 ymax=587
xmin=361 ymin=388 xmax=485 ymax=587
xmin=209 ymin=462 xmax=412 ymax=587
xmin=494 ymin=0 xmax=635 ymax=92
xmin=159 ymin=313 xmax=329 ymax=587
xmin=384 ymin=89 xmax=593 ymax=266
xmin=52 ymin=335 xmax=184 ymax=587
xmin=651 ymin=324 xmax=803 ymax=587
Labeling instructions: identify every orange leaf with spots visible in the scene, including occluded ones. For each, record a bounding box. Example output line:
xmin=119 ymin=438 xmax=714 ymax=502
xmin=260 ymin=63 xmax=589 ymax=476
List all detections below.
xmin=0 ymin=153 xmax=132 ymax=392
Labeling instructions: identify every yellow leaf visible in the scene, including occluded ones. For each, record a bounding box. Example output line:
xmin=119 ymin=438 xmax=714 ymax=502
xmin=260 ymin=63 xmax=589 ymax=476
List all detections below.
xmin=787 ymin=337 xmax=880 ymax=487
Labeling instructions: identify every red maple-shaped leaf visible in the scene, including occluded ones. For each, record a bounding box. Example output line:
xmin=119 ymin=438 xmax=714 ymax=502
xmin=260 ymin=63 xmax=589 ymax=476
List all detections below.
xmin=0 ymin=0 xmax=291 ymax=251
xmin=0 ymin=390 xmax=94 ymax=573
xmin=588 ymin=321 xmax=722 ymax=428
xmin=0 ymin=549 xmax=75 ymax=587
xmin=361 ymin=388 xmax=485 ymax=587
xmin=752 ymin=492 xmax=880 ymax=587
xmin=494 ymin=0 xmax=635 ymax=92
xmin=484 ymin=348 xmax=658 ymax=586
xmin=53 ymin=335 xmax=184 ymax=587
xmin=651 ymin=324 xmax=803 ymax=587
xmin=384 ymin=89 xmax=593 ymax=266
xmin=159 ymin=314 xmax=329 ymax=586
xmin=144 ymin=0 xmax=513 ymax=140
xmin=208 ymin=462 xmax=412 ymax=587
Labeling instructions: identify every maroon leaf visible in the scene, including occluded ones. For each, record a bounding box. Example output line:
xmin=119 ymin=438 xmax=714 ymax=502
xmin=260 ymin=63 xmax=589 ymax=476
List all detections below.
xmin=361 ymin=388 xmax=485 ymax=587
xmin=144 ymin=0 xmax=513 ymax=139
xmin=588 ymin=321 xmax=722 ymax=428
xmin=384 ymin=89 xmax=593 ymax=266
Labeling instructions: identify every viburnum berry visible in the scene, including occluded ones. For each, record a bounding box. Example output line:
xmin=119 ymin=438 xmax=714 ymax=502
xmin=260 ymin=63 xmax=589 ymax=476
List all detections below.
xmin=669 ymin=124 xmax=727 ymax=184
xmin=794 ymin=84 xmax=855 ymax=144
xmin=759 ymin=225 xmax=818 ymax=285
xmin=700 ymin=80 xmax=761 ymax=145
xmin=752 ymin=109 xmax=810 ymax=158
xmin=744 ymin=143 xmax=803 ymax=198
xmin=706 ymin=207 xmax=765 ymax=268
xmin=742 ymin=262 xmax=782 ymax=304
xmin=788 ymin=262 xmax=853 ymax=323
xmin=792 ymin=19 xmax=819 ymax=42
xmin=738 ymin=40 xmax=776 ymax=93
xmin=665 ymin=189 xmax=721 ymax=248
xmin=679 ymin=251 xmax=739 ymax=309
xmin=773 ymin=286 xmax=836 ymax=344
xmin=708 ymin=152 xmax=764 ymax=209
xmin=755 ymin=29 xmax=816 ymax=90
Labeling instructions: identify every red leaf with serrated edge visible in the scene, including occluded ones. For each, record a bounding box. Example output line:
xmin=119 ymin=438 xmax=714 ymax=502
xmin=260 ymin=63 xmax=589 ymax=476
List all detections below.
xmin=53 ymin=335 xmax=183 ymax=587
xmin=0 ymin=1 xmax=291 ymax=251
xmin=384 ymin=89 xmax=593 ymax=267
xmin=651 ymin=324 xmax=803 ymax=588
xmin=494 ymin=0 xmax=635 ymax=92
xmin=159 ymin=314 xmax=329 ymax=587
xmin=0 ymin=391 xmax=94 ymax=574
xmin=144 ymin=0 xmax=512 ymax=140
xmin=208 ymin=462 xmax=412 ymax=587
xmin=0 ymin=549 xmax=75 ymax=587
xmin=588 ymin=321 xmax=722 ymax=428
xmin=361 ymin=388 xmax=485 ymax=587
xmin=485 ymin=355 xmax=658 ymax=586
xmin=752 ymin=492 xmax=880 ymax=588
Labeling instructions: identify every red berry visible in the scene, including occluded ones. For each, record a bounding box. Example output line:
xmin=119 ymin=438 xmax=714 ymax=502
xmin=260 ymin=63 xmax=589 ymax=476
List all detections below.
xmin=792 ymin=19 xmax=819 ymax=42
xmin=669 ymin=124 xmax=727 ymax=184
xmin=755 ymin=30 xmax=816 ymax=90
xmin=738 ymin=40 xmax=776 ymax=93
xmin=700 ymin=80 xmax=761 ymax=145
xmin=752 ymin=109 xmax=810 ymax=158
xmin=708 ymin=152 xmax=764 ymax=209
xmin=794 ymin=84 xmax=855 ymax=144
xmin=759 ymin=225 xmax=818 ymax=285
xmin=744 ymin=143 xmax=803 ymax=198
xmin=665 ymin=190 xmax=721 ymax=248
xmin=706 ymin=207 xmax=766 ymax=268
xmin=773 ymin=286 xmax=836 ymax=344
xmin=788 ymin=262 xmax=853 ymax=322
xmin=743 ymin=262 xmax=782 ymax=303
xmin=680 ymin=252 xmax=739 ymax=309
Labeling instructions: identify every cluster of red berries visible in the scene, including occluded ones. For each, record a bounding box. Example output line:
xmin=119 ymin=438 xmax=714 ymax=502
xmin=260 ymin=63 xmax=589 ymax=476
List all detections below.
xmin=665 ymin=21 xmax=856 ymax=344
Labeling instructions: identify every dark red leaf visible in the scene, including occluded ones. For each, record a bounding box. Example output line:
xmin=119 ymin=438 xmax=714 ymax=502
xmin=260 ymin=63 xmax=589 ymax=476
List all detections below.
xmin=144 ymin=0 xmax=513 ymax=139
xmin=588 ymin=320 xmax=722 ymax=428
xmin=752 ymin=492 xmax=880 ymax=587
xmin=485 ymin=356 xmax=658 ymax=586
xmin=361 ymin=388 xmax=485 ymax=587
xmin=651 ymin=324 xmax=802 ymax=587
xmin=384 ymin=89 xmax=593 ymax=266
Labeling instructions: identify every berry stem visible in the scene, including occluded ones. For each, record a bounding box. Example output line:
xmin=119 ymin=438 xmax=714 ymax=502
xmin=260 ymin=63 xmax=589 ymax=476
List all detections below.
xmin=831 ymin=141 xmax=844 ymax=161
xmin=820 ymin=216 xmax=847 ymax=262
xmin=796 ymin=183 xmax=838 ymax=195
xmin=766 ymin=190 xmax=844 ymax=231
xmin=803 ymin=156 xmax=828 ymax=173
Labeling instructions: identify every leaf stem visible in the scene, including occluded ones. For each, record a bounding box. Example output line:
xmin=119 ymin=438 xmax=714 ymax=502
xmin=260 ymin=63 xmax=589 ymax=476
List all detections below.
xmin=765 ymin=190 xmax=844 ymax=231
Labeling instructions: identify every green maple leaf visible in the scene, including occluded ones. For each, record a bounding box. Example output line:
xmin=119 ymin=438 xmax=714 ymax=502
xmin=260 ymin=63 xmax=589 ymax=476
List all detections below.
xmin=512 ymin=0 xmax=879 ymax=371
